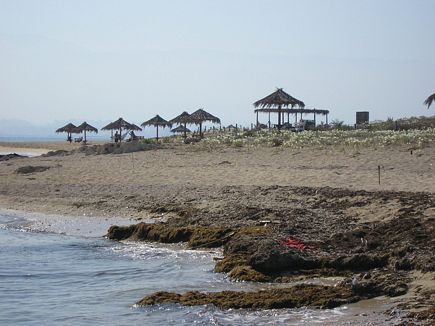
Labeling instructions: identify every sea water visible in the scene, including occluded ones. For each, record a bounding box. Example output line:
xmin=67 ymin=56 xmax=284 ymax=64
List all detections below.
xmin=0 ymin=212 xmax=401 ymax=325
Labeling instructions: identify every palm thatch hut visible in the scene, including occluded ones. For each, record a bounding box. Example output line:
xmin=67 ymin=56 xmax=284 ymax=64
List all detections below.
xmin=76 ymin=122 xmax=98 ymax=143
xmin=254 ymin=88 xmax=305 ymax=130
xmin=56 ymin=123 xmax=79 ymax=142
xmin=101 ymin=117 xmax=142 ymax=142
xmin=171 ymin=125 xmax=191 ymax=134
xmin=424 ymin=93 xmax=435 ymax=109
xmin=170 ymin=111 xmax=192 ymax=139
xmin=189 ymin=109 xmax=221 ymax=138
xmin=141 ymin=115 xmax=172 ymax=140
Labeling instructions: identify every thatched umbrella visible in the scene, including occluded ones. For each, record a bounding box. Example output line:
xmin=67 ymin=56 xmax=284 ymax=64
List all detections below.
xmin=171 ymin=125 xmax=191 ymax=134
xmin=424 ymin=93 xmax=435 ymax=109
xmin=76 ymin=122 xmax=98 ymax=143
xmin=254 ymin=88 xmax=305 ymax=130
xmin=56 ymin=123 xmax=79 ymax=142
xmin=170 ymin=111 xmax=192 ymax=139
xmin=101 ymin=117 xmax=142 ymax=142
xmin=141 ymin=115 xmax=172 ymax=140
xmin=189 ymin=109 xmax=221 ymax=138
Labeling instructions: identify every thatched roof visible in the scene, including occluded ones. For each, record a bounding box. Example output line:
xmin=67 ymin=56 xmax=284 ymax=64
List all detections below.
xmin=141 ymin=115 xmax=172 ymax=128
xmin=424 ymin=93 xmax=435 ymax=109
xmin=130 ymin=123 xmax=143 ymax=131
xmin=101 ymin=118 xmax=142 ymax=131
xmin=189 ymin=109 xmax=221 ymax=124
xmin=169 ymin=111 xmax=191 ymax=125
xmin=77 ymin=122 xmax=98 ymax=133
xmin=171 ymin=125 xmax=191 ymax=133
xmin=56 ymin=123 xmax=78 ymax=133
xmin=254 ymin=88 xmax=305 ymax=108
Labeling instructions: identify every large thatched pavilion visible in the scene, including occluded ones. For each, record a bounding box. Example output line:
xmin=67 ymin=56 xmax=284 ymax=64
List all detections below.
xmin=254 ymin=88 xmax=329 ymax=129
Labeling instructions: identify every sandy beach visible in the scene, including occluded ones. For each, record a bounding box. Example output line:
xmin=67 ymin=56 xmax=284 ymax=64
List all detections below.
xmin=0 ymin=139 xmax=434 ymax=323
xmin=0 ymin=140 xmax=433 ymax=220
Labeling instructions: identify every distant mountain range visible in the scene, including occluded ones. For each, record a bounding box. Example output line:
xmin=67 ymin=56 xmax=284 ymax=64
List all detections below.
xmin=0 ymin=119 xmax=170 ymax=140
xmin=0 ymin=119 xmax=62 ymax=138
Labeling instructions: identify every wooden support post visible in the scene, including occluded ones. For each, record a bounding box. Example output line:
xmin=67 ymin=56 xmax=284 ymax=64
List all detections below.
xmin=378 ymin=165 xmax=381 ymax=185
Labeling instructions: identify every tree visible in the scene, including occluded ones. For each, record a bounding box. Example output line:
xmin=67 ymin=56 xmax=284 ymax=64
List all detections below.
xmin=424 ymin=93 xmax=435 ymax=109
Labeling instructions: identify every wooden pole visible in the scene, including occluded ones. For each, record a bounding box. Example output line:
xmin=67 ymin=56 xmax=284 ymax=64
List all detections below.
xmin=156 ymin=126 xmax=159 ymax=140
xmin=278 ymin=104 xmax=282 ymax=129
xmin=256 ymin=111 xmax=259 ymax=126
xmin=378 ymin=165 xmax=381 ymax=185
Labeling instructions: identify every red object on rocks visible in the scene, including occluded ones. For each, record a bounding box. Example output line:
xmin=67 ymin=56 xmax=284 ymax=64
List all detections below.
xmin=281 ymin=238 xmax=307 ymax=250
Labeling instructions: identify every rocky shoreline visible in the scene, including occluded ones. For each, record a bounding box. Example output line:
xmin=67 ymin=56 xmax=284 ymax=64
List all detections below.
xmin=1 ymin=142 xmax=434 ymax=323
xmin=106 ymin=186 xmax=434 ymax=323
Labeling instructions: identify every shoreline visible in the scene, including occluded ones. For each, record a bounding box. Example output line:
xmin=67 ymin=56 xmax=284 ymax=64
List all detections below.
xmin=0 ymin=141 xmax=433 ymax=323
xmin=1 ymin=207 xmax=412 ymax=325
xmin=0 ymin=207 xmax=140 ymax=237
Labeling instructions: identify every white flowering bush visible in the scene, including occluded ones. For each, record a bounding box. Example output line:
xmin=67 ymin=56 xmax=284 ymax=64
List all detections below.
xmin=200 ymin=128 xmax=435 ymax=149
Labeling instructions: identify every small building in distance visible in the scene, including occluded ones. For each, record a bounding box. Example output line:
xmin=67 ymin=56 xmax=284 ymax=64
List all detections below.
xmin=356 ymin=111 xmax=369 ymax=125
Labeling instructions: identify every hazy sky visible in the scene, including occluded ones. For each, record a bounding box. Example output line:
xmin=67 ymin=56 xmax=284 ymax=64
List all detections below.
xmin=1 ymin=0 xmax=434 ymax=128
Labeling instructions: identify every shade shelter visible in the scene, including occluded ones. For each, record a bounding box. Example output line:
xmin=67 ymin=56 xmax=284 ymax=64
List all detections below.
xmin=76 ymin=122 xmax=98 ymax=143
xmin=189 ymin=109 xmax=221 ymax=138
xmin=254 ymin=88 xmax=305 ymax=130
xmin=424 ymin=93 xmax=435 ymax=109
xmin=254 ymin=107 xmax=330 ymax=128
xmin=56 ymin=123 xmax=79 ymax=142
xmin=170 ymin=111 xmax=192 ymax=139
xmin=101 ymin=117 xmax=142 ymax=142
xmin=171 ymin=125 xmax=191 ymax=134
xmin=141 ymin=115 xmax=172 ymax=140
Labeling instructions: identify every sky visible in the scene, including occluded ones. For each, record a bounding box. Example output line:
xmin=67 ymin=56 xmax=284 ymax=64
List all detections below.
xmin=1 ymin=0 xmax=435 ymax=134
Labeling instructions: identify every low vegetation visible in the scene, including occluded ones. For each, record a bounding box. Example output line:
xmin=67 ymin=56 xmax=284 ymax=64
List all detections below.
xmin=199 ymin=116 xmax=435 ymax=149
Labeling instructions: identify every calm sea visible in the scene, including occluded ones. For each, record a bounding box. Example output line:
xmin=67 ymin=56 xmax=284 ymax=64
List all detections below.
xmin=0 ymin=212 xmax=400 ymax=325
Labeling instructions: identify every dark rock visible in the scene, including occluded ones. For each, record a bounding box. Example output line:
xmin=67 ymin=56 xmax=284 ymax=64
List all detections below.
xmin=385 ymin=283 xmax=408 ymax=297
xmin=248 ymin=240 xmax=318 ymax=274
xmin=106 ymin=222 xmax=233 ymax=249
xmin=327 ymin=254 xmax=389 ymax=271
xmin=15 ymin=165 xmax=50 ymax=174
xmin=214 ymin=255 xmax=247 ymax=273
xmin=42 ymin=150 xmax=68 ymax=157
xmin=0 ymin=153 xmax=26 ymax=161
xmin=137 ymin=284 xmax=355 ymax=310
xmin=228 ymin=265 xmax=271 ymax=282
xmin=394 ymin=258 xmax=413 ymax=270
